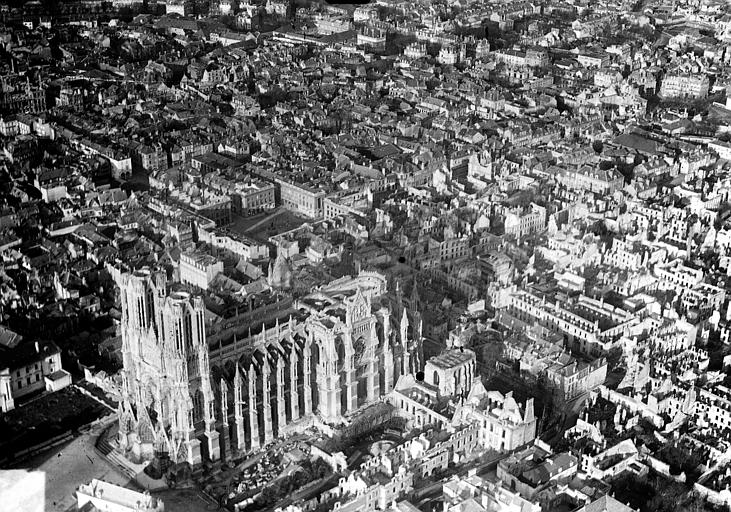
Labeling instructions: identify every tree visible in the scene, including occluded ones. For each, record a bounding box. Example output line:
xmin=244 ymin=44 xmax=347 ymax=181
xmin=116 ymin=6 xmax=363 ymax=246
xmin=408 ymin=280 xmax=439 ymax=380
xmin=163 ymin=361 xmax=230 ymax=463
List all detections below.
xmin=258 ymin=480 xmax=282 ymax=506
xmin=292 ymin=467 xmax=312 ymax=488
xmin=678 ymin=498 xmax=705 ymax=512
xmin=606 ymin=346 xmax=624 ymax=371
xmin=312 ymin=457 xmax=332 ymax=479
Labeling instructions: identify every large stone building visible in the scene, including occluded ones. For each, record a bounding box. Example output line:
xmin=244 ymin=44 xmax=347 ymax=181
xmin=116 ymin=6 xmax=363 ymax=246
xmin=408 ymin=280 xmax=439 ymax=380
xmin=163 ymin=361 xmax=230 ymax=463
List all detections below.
xmin=659 ymin=73 xmax=709 ymax=99
xmin=113 ymin=267 xmax=423 ymax=466
xmin=276 ymin=178 xmax=326 ymax=218
xmin=77 ymin=479 xmax=165 ymax=512
xmin=116 ymin=268 xmax=215 ymax=465
xmin=499 ymin=290 xmax=638 ymax=357
xmin=389 ymin=346 xmax=536 ymax=453
xmin=503 ymin=203 xmax=546 ymax=239
xmin=179 ymin=251 xmax=224 ymax=290
xmin=0 ymin=333 xmax=67 ymax=411
xmin=452 ymin=383 xmax=537 ymax=452
xmin=424 ymin=348 xmax=477 ymax=399
xmin=0 ymin=77 xmax=46 ymax=115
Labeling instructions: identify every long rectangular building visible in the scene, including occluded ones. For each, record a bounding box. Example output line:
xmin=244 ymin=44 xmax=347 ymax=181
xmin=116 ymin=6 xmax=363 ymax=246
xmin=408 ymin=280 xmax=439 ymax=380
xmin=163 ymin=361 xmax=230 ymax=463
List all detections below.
xmin=500 ymin=290 xmax=638 ymax=357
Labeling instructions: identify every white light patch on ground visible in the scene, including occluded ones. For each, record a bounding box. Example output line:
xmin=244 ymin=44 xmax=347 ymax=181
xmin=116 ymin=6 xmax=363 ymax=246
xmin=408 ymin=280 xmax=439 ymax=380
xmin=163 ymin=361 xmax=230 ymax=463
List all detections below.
xmin=0 ymin=469 xmax=45 ymax=512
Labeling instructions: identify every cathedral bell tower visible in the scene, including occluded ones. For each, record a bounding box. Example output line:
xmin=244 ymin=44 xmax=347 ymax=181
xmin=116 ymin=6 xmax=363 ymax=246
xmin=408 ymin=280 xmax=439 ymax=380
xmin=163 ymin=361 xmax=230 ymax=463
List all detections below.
xmin=116 ymin=268 xmax=217 ymax=467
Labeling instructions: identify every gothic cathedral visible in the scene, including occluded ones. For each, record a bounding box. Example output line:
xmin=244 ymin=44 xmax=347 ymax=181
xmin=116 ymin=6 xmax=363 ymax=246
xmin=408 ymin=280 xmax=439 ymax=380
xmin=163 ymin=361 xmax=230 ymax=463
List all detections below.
xmin=114 ymin=267 xmax=423 ymax=466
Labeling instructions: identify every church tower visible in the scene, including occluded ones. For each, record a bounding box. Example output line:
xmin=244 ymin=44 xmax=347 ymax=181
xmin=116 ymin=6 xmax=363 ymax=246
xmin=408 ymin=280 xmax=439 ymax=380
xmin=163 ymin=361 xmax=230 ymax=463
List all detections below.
xmin=268 ymin=245 xmax=292 ymax=291
xmin=408 ymin=279 xmax=424 ymax=371
xmin=116 ymin=268 xmax=218 ymax=466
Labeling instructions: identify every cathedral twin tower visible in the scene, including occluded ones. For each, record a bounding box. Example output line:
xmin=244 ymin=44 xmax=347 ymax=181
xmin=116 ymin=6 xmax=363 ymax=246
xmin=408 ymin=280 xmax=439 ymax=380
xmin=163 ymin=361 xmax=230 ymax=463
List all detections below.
xmin=114 ymin=267 xmax=423 ymax=466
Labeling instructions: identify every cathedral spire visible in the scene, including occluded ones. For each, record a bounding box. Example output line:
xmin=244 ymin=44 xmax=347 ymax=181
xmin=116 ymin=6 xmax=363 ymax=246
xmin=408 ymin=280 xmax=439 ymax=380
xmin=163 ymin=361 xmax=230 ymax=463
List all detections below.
xmin=234 ymin=364 xmax=243 ymax=407
xmin=410 ymin=278 xmax=420 ymax=310
xmin=394 ymin=278 xmax=405 ymax=321
xmin=268 ymin=246 xmax=292 ymax=291
xmin=524 ymin=398 xmax=535 ymax=424
xmin=220 ymin=377 xmax=228 ymax=427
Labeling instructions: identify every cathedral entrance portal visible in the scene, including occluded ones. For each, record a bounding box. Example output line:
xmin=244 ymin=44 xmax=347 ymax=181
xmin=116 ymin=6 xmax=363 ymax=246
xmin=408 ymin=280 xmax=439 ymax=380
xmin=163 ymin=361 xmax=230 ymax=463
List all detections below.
xmin=145 ymin=382 xmax=159 ymax=425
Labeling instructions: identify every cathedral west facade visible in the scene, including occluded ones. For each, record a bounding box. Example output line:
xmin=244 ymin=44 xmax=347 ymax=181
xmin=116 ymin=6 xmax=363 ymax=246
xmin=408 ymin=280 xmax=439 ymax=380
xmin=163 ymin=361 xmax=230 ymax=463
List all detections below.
xmin=113 ymin=267 xmax=423 ymax=466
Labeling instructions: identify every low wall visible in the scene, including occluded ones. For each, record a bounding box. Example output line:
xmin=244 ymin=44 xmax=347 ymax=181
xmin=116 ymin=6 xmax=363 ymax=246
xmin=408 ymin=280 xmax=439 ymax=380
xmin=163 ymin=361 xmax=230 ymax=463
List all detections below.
xmin=0 ymin=430 xmax=74 ymax=467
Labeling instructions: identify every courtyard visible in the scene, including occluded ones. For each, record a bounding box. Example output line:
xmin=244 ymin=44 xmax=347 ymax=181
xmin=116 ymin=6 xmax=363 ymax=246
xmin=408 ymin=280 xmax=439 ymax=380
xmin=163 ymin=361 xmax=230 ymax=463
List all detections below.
xmin=229 ymin=208 xmax=310 ymax=243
